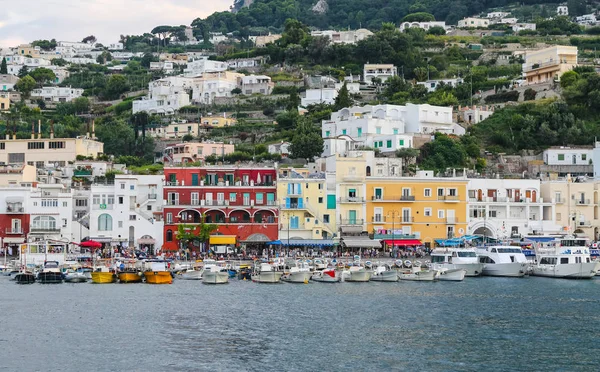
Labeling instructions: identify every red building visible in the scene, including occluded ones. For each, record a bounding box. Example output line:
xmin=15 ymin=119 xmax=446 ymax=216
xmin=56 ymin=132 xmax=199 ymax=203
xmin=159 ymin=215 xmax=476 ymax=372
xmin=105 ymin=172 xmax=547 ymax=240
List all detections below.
xmin=162 ymin=166 xmax=278 ymax=252
xmin=0 ymin=190 xmax=30 ymax=253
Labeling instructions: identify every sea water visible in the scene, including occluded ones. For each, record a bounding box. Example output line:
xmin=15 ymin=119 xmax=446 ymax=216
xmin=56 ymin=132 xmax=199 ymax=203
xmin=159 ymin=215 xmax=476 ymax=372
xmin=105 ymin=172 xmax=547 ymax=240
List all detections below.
xmin=1 ymin=276 xmax=599 ymax=371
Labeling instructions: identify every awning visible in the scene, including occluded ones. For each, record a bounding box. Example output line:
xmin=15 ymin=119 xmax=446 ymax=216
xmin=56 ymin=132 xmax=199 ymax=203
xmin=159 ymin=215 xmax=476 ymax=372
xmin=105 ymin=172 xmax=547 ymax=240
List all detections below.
xmin=2 ymin=237 xmax=25 ymax=244
xmin=275 ymin=239 xmax=334 ymax=247
xmin=342 ymin=237 xmax=381 ymax=249
xmin=340 ymin=226 xmax=363 ymax=234
xmin=209 ymin=235 xmax=236 ymax=245
xmin=5 ymin=197 xmax=24 ymax=203
xmin=522 ymin=236 xmax=556 ymax=243
xmin=383 ymin=239 xmax=422 ymax=247
xmin=137 ymin=237 xmax=156 ymax=245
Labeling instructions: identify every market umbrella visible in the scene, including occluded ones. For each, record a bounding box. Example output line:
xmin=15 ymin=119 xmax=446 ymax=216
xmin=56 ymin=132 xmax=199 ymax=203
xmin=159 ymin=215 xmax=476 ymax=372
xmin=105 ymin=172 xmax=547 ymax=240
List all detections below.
xmin=80 ymin=240 xmax=102 ymax=249
xmin=256 ymin=172 xmax=262 ymax=185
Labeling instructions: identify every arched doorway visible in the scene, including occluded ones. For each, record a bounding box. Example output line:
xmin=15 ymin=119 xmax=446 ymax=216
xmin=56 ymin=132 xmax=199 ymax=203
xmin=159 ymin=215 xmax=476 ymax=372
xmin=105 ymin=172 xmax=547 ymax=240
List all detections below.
xmin=128 ymin=226 xmax=135 ymax=248
xmin=473 ymin=226 xmax=494 ymax=239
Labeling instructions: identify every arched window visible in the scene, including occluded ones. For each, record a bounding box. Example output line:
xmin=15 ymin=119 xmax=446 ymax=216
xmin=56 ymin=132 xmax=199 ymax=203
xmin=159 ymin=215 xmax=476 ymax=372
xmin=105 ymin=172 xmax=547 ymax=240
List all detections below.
xmin=98 ymin=214 xmax=113 ymax=231
xmin=32 ymin=216 xmax=56 ymax=230
xmin=366 ymin=166 xmax=371 ymax=177
xmin=166 ymin=229 xmax=173 ymax=242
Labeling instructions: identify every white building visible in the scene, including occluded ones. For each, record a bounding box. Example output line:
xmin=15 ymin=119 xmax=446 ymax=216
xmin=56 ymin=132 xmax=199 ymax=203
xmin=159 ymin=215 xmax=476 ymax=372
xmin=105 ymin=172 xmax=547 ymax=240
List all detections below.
xmin=191 ymin=71 xmax=243 ymax=105
xmin=300 ymin=83 xmax=360 ymax=107
xmin=226 ymin=57 xmax=266 ymax=70
xmin=417 ymin=78 xmax=464 ymax=93
xmin=209 ymin=32 xmax=230 ymax=44
xmin=31 ymin=87 xmax=84 ymax=103
xmin=399 ymin=21 xmax=448 ymax=33
xmin=149 ymin=61 xmax=175 ymax=73
xmin=107 ymin=43 xmax=124 ymax=50
xmin=460 ymin=105 xmax=495 ymax=125
xmin=486 ymin=12 xmax=510 ymax=19
xmin=457 ymin=17 xmax=490 ymax=28
xmin=497 ymin=17 xmax=518 ymax=25
xmin=88 ymin=175 xmax=164 ymax=253
xmin=132 ymin=76 xmax=194 ymax=114
xmin=543 ymin=147 xmax=592 ymax=166
xmin=467 ymin=178 xmax=561 ymax=239
xmin=28 ymin=184 xmax=74 ymax=243
xmin=512 ymin=23 xmax=537 ymax=33
xmin=268 ymin=142 xmax=291 ymax=157
xmin=557 ymin=6 xmax=568 ymax=16
xmin=57 ymin=41 xmax=95 ymax=51
xmin=363 ymin=64 xmax=397 ymax=84
xmin=184 ymin=57 xmax=228 ymax=77
xmin=237 ymin=75 xmax=274 ymax=95
xmin=576 ymin=14 xmax=597 ymax=25
xmin=0 ymin=75 xmax=19 ymax=91
xmin=310 ymin=29 xmax=374 ymax=44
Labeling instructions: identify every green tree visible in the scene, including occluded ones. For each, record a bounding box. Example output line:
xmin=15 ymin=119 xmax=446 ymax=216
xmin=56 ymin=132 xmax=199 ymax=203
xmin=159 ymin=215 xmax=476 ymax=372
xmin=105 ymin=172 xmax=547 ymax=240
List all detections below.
xmin=151 ymin=25 xmax=174 ymax=48
xmin=419 ymin=133 xmax=468 ymax=172
xmin=279 ymin=19 xmax=309 ymax=47
xmin=428 ymin=91 xmax=459 ymax=106
xmin=333 ymin=82 xmax=353 ymax=110
xmin=131 ymin=111 xmax=149 ymax=139
xmin=401 ymin=12 xmax=435 ymax=22
xmin=176 ymin=218 xmax=217 ymax=254
xmin=287 ymin=89 xmax=301 ymax=111
xmin=560 ymin=70 xmax=579 ymax=89
xmin=103 ymin=74 xmax=129 ymax=100
xmin=51 ymin=58 xmax=68 ymax=66
xmin=15 ymin=75 xmax=36 ymax=100
xmin=427 ymin=26 xmax=446 ymax=36
xmin=29 ymin=67 xmax=56 ymax=87
xmin=523 ymin=88 xmax=537 ymax=101
xmin=17 ymin=66 xmax=29 ymax=78
xmin=289 ymin=116 xmax=324 ymax=161
xmin=0 ymin=57 xmax=7 ymax=74
xmin=395 ymin=148 xmax=420 ymax=175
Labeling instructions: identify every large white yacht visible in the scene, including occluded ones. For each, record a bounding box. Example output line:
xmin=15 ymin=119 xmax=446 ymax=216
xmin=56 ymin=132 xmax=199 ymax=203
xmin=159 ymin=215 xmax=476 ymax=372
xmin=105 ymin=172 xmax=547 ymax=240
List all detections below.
xmin=531 ymin=238 xmax=600 ymax=279
xmin=430 ymin=248 xmax=484 ymax=276
xmin=477 ymin=246 xmax=529 ymax=277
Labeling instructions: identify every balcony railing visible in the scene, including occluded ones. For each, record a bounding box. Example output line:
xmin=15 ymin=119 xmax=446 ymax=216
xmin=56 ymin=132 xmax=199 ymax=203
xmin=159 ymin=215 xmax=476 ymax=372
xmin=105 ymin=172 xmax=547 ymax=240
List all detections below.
xmin=372 ymin=216 xmax=387 ymax=223
xmin=438 ymin=195 xmax=460 ymax=202
xmin=401 ymin=217 xmax=414 ymax=224
xmin=6 ymin=206 xmax=25 ymax=214
xmin=374 ymin=233 xmax=416 ymax=240
xmin=400 ymin=195 xmax=416 ymax=201
xmin=446 ymin=217 xmax=457 ymax=224
xmin=339 ymin=219 xmax=364 ymax=225
xmin=5 ymin=228 xmax=23 ymax=234
xmin=576 ymin=199 xmax=591 ymax=205
xmin=30 ymin=226 xmax=61 ymax=233
xmin=579 ymin=221 xmax=592 ymax=227
xmin=148 ymin=194 xmax=158 ymax=200
xmin=555 ymin=198 xmax=564 ymax=204
xmin=339 ymin=197 xmax=365 ymax=203
xmin=523 ymin=59 xmax=561 ymax=72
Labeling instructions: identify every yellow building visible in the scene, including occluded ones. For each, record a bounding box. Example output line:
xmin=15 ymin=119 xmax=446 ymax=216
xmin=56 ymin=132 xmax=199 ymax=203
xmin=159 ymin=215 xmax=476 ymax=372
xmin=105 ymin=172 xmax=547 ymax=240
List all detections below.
xmin=0 ymin=93 xmax=9 ymax=111
xmin=366 ymin=170 xmax=469 ymax=248
xmin=17 ymin=44 xmax=41 ymax=58
xmin=201 ymin=115 xmax=237 ymax=128
xmin=0 ymin=136 xmax=103 ymax=168
xmin=523 ymin=45 xmax=577 ymax=85
xmin=277 ymin=171 xmax=336 ymax=242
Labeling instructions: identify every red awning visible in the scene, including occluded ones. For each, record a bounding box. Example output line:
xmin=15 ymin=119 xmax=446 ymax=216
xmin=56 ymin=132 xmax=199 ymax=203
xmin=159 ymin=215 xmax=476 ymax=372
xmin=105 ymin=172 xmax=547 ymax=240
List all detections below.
xmin=383 ymin=239 xmax=422 ymax=247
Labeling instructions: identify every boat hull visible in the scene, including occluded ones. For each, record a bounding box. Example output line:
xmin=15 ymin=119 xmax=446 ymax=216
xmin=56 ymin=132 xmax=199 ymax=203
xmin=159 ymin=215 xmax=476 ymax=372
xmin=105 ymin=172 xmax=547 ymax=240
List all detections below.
xmin=251 ymin=271 xmax=283 ymax=283
xmin=64 ymin=273 xmax=88 ymax=283
xmin=118 ymin=272 xmax=143 ymax=283
xmin=482 ymin=262 xmax=529 ymax=277
xmin=311 ymin=270 xmax=340 ymax=283
xmin=91 ymin=272 xmax=116 ymax=284
xmin=399 ymin=269 xmax=436 ymax=281
xmin=144 ymin=271 xmax=172 ymax=284
xmin=344 ymin=270 xmax=372 ymax=282
xmin=452 ymin=263 xmax=484 ymax=277
xmin=203 ymin=271 xmax=229 ymax=284
xmin=38 ymin=272 xmax=64 ymax=284
xmin=179 ymin=270 xmax=203 ymax=280
xmin=370 ymin=270 xmax=399 ymax=282
xmin=531 ymin=262 xmax=600 ymax=279
xmin=437 ymin=268 xmax=467 ymax=282
xmin=15 ymin=273 xmax=36 ymax=284
xmin=282 ymin=271 xmax=312 ymax=283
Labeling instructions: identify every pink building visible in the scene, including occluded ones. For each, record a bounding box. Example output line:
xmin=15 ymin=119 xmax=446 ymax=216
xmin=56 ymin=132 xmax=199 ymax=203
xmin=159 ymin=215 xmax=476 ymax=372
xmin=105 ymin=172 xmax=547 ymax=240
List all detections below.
xmin=163 ymin=142 xmax=235 ymax=164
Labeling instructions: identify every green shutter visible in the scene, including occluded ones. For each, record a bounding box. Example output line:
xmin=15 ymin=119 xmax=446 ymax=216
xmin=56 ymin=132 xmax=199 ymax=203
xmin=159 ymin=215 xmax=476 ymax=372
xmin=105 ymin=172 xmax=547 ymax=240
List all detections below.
xmin=327 ymin=195 xmax=336 ymax=209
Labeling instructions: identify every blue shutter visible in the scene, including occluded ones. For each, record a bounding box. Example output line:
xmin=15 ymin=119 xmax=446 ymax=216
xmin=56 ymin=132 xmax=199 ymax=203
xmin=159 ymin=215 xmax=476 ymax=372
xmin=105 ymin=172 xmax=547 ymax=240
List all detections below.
xmin=287 ymin=183 xmax=292 ymax=194
xmin=298 ymin=198 xmax=304 ymax=208
xmin=286 ymin=197 xmax=290 ymax=208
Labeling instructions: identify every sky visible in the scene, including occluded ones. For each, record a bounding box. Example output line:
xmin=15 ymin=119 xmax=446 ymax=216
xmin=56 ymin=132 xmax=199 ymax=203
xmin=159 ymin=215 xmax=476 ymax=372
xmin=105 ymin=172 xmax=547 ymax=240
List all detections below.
xmin=0 ymin=0 xmax=232 ymax=48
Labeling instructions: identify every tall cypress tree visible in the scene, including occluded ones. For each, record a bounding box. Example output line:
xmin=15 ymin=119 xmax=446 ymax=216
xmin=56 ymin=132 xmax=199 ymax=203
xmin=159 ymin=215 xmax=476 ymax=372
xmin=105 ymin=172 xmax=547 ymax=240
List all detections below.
xmin=0 ymin=57 xmax=7 ymax=74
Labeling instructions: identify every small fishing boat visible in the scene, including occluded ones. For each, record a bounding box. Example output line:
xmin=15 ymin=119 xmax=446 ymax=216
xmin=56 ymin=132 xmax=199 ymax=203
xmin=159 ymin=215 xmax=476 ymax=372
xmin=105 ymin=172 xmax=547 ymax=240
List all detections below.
xmin=14 ymin=270 xmax=36 ymax=284
xmin=64 ymin=268 xmax=89 ymax=283
xmin=341 ymin=257 xmax=372 ymax=282
xmin=118 ymin=271 xmax=143 ymax=283
xmin=178 ymin=268 xmax=203 ymax=280
xmin=144 ymin=260 xmax=173 ymax=284
xmin=433 ymin=265 xmax=467 ymax=281
xmin=311 ymin=268 xmax=340 ymax=283
xmin=37 ymin=261 xmax=64 ymax=284
xmin=237 ymin=264 xmax=252 ymax=280
xmin=251 ymin=261 xmax=283 ymax=283
xmin=202 ymin=260 xmax=229 ymax=284
xmin=370 ymin=264 xmax=399 ymax=282
xmin=91 ymin=267 xmax=117 ymax=284
xmin=398 ymin=265 xmax=436 ymax=281
xmin=281 ymin=260 xmax=312 ymax=283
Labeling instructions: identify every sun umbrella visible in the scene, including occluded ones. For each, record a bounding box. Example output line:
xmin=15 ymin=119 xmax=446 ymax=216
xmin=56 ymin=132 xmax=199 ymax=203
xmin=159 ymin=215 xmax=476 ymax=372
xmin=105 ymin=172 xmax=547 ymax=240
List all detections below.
xmin=256 ymin=172 xmax=262 ymax=185
xmin=80 ymin=240 xmax=102 ymax=248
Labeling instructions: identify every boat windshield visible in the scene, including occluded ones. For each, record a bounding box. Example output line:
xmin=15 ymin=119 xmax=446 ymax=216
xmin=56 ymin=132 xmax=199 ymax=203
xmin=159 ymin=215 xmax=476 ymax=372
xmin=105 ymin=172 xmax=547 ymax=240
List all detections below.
xmin=560 ymin=239 xmax=587 ymax=247
xmin=457 ymin=252 xmax=476 ymax=257
xmin=497 ymin=248 xmax=522 ymax=253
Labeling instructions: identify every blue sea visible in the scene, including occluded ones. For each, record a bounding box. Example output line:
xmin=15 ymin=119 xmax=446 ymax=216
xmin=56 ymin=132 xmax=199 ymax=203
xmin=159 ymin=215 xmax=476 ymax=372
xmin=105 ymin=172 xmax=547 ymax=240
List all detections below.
xmin=1 ymin=276 xmax=599 ymax=371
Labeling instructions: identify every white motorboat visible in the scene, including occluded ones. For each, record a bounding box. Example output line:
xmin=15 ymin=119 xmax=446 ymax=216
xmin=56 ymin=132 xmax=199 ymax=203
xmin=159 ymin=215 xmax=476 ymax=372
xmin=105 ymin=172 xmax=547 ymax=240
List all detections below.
xmin=178 ymin=268 xmax=203 ymax=280
xmin=531 ymin=238 xmax=600 ymax=279
xmin=341 ymin=257 xmax=372 ymax=282
xmin=432 ymin=265 xmax=467 ymax=281
xmin=311 ymin=268 xmax=340 ymax=283
xmin=398 ymin=266 xmax=436 ymax=281
xmin=281 ymin=260 xmax=312 ymax=283
xmin=477 ymin=246 xmax=529 ymax=277
xmin=370 ymin=264 xmax=398 ymax=282
xmin=202 ymin=260 xmax=229 ymax=284
xmin=64 ymin=269 xmax=89 ymax=283
xmin=430 ymin=248 xmax=484 ymax=277
xmin=251 ymin=262 xmax=283 ymax=283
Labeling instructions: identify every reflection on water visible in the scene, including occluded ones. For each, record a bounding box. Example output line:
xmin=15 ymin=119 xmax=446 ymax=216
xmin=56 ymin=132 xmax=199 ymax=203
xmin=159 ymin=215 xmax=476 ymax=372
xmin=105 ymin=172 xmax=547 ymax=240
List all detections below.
xmin=1 ymin=277 xmax=600 ymax=371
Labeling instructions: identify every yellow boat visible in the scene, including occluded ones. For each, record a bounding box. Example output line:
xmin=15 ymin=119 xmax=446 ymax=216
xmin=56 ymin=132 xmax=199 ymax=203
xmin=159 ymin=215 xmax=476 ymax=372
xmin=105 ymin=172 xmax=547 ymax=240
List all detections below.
xmin=144 ymin=271 xmax=172 ymax=284
xmin=91 ymin=271 xmax=116 ymax=284
xmin=118 ymin=271 xmax=143 ymax=283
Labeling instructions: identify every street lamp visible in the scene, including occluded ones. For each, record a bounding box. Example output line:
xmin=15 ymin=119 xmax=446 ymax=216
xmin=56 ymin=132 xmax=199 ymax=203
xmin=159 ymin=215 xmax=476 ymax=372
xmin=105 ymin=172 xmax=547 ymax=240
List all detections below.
xmin=387 ymin=210 xmax=400 ymax=254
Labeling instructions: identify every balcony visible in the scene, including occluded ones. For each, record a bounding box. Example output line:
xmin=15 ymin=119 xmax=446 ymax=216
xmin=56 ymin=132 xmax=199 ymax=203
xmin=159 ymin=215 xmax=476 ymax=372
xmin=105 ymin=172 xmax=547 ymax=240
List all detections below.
xmin=555 ymin=198 xmax=564 ymax=204
xmin=339 ymin=219 xmax=364 ymax=225
xmin=579 ymin=221 xmax=592 ymax=227
xmin=576 ymin=199 xmax=591 ymax=206
xmin=372 ymin=216 xmax=387 ymax=223
xmin=446 ymin=217 xmax=457 ymax=224
xmin=400 ymin=195 xmax=415 ymax=202
xmin=523 ymin=59 xmax=561 ymax=72
xmin=30 ymin=226 xmax=61 ymax=233
xmin=6 ymin=205 xmax=24 ymax=214
xmin=438 ymin=195 xmax=460 ymax=202
xmin=342 ymin=175 xmax=362 ymax=182
xmin=148 ymin=194 xmax=158 ymax=200
xmin=5 ymin=228 xmax=23 ymax=234
xmin=401 ymin=217 xmax=414 ymax=224
xmin=374 ymin=233 xmax=416 ymax=240
xmin=339 ymin=197 xmax=365 ymax=203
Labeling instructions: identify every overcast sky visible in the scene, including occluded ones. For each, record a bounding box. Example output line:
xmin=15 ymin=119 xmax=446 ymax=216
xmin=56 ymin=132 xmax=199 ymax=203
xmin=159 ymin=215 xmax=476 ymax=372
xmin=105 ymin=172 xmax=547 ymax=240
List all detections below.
xmin=0 ymin=0 xmax=232 ymax=48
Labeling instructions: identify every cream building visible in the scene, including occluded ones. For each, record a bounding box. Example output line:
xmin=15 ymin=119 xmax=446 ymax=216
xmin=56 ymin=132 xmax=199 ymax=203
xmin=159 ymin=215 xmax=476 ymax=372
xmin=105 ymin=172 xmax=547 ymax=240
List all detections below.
xmin=0 ymin=92 xmax=9 ymax=111
xmin=0 ymin=136 xmax=104 ymax=168
xmin=0 ymin=164 xmax=37 ymax=186
xmin=363 ymin=64 xmax=397 ymax=84
xmin=457 ymin=18 xmax=490 ymax=28
xmin=522 ymin=45 xmax=578 ymax=85
xmin=540 ymin=178 xmax=599 ymax=239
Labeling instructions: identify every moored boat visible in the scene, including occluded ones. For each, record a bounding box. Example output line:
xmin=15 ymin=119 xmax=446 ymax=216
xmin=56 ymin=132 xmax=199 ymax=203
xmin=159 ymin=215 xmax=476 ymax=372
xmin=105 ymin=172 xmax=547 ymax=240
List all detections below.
xmin=14 ymin=270 xmax=36 ymax=284
xmin=118 ymin=271 xmax=143 ymax=283
xmin=370 ymin=264 xmax=399 ymax=282
xmin=477 ymin=246 xmax=529 ymax=277
xmin=311 ymin=268 xmax=340 ymax=283
xmin=433 ymin=265 xmax=467 ymax=281
xmin=64 ymin=268 xmax=88 ymax=283
xmin=202 ymin=260 xmax=229 ymax=284
xmin=430 ymin=248 xmax=484 ymax=277
xmin=143 ymin=260 xmax=173 ymax=284
xmin=341 ymin=258 xmax=372 ymax=282
xmin=398 ymin=265 xmax=436 ymax=281
xmin=91 ymin=269 xmax=117 ymax=284
xmin=531 ymin=237 xmax=600 ymax=279
xmin=251 ymin=261 xmax=283 ymax=283
xmin=281 ymin=259 xmax=312 ymax=283
xmin=37 ymin=261 xmax=63 ymax=284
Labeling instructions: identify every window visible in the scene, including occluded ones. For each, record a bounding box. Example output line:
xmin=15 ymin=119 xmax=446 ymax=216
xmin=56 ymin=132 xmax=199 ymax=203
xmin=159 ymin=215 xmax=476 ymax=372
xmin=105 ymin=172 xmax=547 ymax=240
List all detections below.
xmin=98 ymin=214 xmax=112 ymax=231
xmin=449 ymin=188 xmax=457 ymax=196
xmin=129 ymin=215 xmax=136 ymax=221
xmin=558 ymin=154 xmax=565 ymax=161
xmin=437 ymin=188 xmax=444 ymax=197
xmin=424 ymin=208 xmax=432 ymax=217
xmin=36 ymin=161 xmax=45 ymax=169
xmin=229 ymin=193 xmax=236 ymax=202
xmin=118 ymin=221 xmax=123 ymax=228
xmin=27 ymin=142 xmax=45 ymax=149
xmin=120 ymin=183 xmax=125 ymax=189
xmin=107 ymin=195 xmax=114 ymax=205
xmin=256 ymin=193 xmax=264 ymax=205
xmin=166 ymin=213 xmax=173 ymax=224
xmin=386 ymin=140 xmax=392 ymax=148
xmin=318 ymin=184 xmax=323 ymax=190
xmin=166 ymin=229 xmax=173 ymax=242
xmin=130 ymin=185 xmax=134 ymax=190
xmin=376 ymin=127 xmax=382 ymax=134
xmin=399 ymin=139 xmax=404 ymax=146
xmin=118 ymin=196 xmax=123 ymax=204
xmin=75 ymin=199 xmax=87 ymax=207
xmin=438 ymin=210 xmax=445 ymax=218
xmin=357 ymin=128 xmax=362 ymax=137
xmin=488 ymin=210 xmax=497 ymax=218
xmin=62 ymin=202 xmax=67 ymax=207
xmin=49 ymin=141 xmax=65 ymax=149
xmin=582 ymin=154 xmax=587 ymax=161
xmin=318 ymin=197 xmax=323 ymax=204
xmin=424 ymin=188 xmax=431 ymax=197
xmin=32 ymin=216 xmax=56 ymax=230
xmin=8 ymin=153 xmax=24 ymax=163
xmin=324 ymin=214 xmax=330 ymax=223
xmin=556 ymin=213 xmax=561 ymax=221
xmin=41 ymin=199 xmax=58 ymax=207
xmin=0 ymin=143 xmax=5 ymax=150
xmin=393 ymin=129 xmax=398 ymax=135
xmin=325 ymin=131 xmax=330 ymax=137
xmin=342 ymin=129 xmax=347 ymax=135
xmin=147 ymin=205 xmax=152 ymax=211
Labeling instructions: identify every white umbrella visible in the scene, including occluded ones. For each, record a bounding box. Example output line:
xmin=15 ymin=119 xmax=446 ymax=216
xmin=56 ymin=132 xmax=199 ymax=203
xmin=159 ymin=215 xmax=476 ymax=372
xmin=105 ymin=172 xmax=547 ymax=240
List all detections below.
xmin=256 ymin=172 xmax=262 ymax=185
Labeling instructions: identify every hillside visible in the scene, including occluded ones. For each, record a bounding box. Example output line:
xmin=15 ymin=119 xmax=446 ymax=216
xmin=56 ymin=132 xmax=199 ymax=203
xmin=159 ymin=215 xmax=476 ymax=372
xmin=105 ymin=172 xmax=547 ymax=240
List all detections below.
xmin=198 ymin=0 xmax=556 ymax=34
